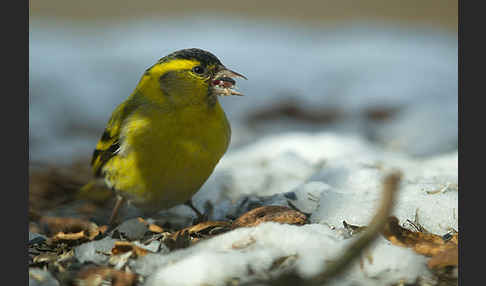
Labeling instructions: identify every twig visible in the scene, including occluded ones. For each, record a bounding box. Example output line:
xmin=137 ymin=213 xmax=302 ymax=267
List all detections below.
xmin=267 ymin=170 xmax=402 ymax=286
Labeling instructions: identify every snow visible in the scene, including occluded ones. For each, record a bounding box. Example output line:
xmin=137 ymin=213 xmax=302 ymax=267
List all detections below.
xmin=140 ymin=224 xmax=432 ymax=286
xmin=139 ymin=223 xmax=343 ymax=285
xmin=354 ymin=237 xmax=432 ymax=284
xmin=74 ymin=237 xmax=118 ymax=264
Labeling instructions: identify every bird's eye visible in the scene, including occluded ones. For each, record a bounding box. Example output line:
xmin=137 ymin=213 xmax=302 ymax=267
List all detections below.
xmin=192 ymin=66 xmax=205 ymax=75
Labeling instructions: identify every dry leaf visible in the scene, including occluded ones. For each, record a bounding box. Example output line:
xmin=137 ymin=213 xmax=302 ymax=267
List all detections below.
xmin=427 ymin=246 xmax=458 ymax=269
xmin=148 ymin=224 xmax=164 ymax=233
xmin=40 ymin=216 xmax=101 ymax=241
xmin=382 ymin=216 xmax=458 ymax=257
xmin=185 ymin=221 xmax=231 ymax=235
xmin=50 ymin=231 xmax=92 ymax=244
xmin=382 ymin=216 xmax=459 ymax=270
xmin=136 ymin=217 xmax=164 ymax=233
xmin=165 ymin=228 xmax=192 ymax=250
xmin=112 ymin=241 xmax=151 ymax=258
xmin=109 ymin=251 xmax=133 ymax=270
xmin=136 ymin=217 xmax=147 ymax=224
xmin=33 ymin=252 xmax=58 ymax=264
xmin=76 ymin=266 xmax=137 ymax=286
xmin=98 ymin=225 xmax=109 ymax=235
xmin=232 ymin=206 xmax=308 ymax=229
xmin=163 ymin=221 xmax=231 ymax=250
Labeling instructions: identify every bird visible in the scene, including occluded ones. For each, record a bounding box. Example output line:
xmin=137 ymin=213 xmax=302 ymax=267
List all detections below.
xmin=88 ymin=48 xmax=246 ymax=226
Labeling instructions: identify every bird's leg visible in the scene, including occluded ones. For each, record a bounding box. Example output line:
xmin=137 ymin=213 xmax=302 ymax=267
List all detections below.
xmin=109 ymin=195 xmax=126 ymax=227
xmin=184 ymin=200 xmax=207 ymax=223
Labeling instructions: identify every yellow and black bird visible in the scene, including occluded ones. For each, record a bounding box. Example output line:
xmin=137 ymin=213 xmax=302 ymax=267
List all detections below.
xmin=88 ymin=48 xmax=246 ymax=225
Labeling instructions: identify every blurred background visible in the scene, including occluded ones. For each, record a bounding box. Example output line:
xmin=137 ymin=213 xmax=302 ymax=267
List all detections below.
xmin=29 ymin=0 xmax=458 ymax=165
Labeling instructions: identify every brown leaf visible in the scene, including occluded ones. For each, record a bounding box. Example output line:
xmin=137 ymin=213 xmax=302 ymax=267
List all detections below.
xmin=33 ymin=252 xmax=58 ymax=264
xmin=382 ymin=216 xmax=459 ymax=267
xmin=148 ymin=224 xmax=164 ymax=233
xmin=427 ymin=246 xmax=458 ymax=269
xmin=163 ymin=221 xmax=227 ymax=251
xmin=165 ymin=228 xmax=192 ymax=250
xmin=111 ymin=241 xmax=151 ymax=258
xmin=136 ymin=217 xmax=165 ymax=233
xmin=382 ymin=217 xmax=457 ymax=256
xmin=136 ymin=217 xmax=147 ymax=224
xmin=76 ymin=266 xmax=137 ymax=286
xmin=232 ymin=206 xmax=308 ymax=229
xmin=98 ymin=225 xmax=109 ymax=235
xmin=185 ymin=221 xmax=231 ymax=235
xmin=50 ymin=231 xmax=91 ymax=244
xmin=40 ymin=216 xmax=101 ymax=240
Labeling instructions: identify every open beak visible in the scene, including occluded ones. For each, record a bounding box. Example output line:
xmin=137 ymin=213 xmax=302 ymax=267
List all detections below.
xmin=211 ymin=65 xmax=247 ymax=96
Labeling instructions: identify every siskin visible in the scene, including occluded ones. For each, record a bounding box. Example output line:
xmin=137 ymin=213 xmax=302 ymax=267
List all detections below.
xmin=88 ymin=48 xmax=246 ymax=225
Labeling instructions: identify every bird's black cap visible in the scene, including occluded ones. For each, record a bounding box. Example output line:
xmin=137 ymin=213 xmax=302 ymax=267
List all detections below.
xmin=159 ymin=48 xmax=223 ymax=67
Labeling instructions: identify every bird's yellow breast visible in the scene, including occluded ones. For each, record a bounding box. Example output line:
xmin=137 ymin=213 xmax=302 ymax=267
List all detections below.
xmin=102 ymin=100 xmax=230 ymax=212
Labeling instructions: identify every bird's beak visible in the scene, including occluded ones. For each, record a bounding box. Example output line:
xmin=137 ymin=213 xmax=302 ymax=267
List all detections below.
xmin=211 ymin=65 xmax=247 ymax=96
xmin=215 ymin=66 xmax=248 ymax=80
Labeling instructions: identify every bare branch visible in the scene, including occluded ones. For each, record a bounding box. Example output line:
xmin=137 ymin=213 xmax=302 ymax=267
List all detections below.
xmin=267 ymin=170 xmax=402 ymax=286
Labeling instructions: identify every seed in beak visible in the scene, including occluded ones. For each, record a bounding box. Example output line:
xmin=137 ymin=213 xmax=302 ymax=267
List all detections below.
xmin=213 ymin=77 xmax=236 ymax=88
xmin=218 ymin=77 xmax=235 ymax=87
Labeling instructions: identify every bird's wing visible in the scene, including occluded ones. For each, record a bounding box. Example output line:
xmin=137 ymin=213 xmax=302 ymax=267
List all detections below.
xmin=91 ymin=101 xmax=135 ymax=177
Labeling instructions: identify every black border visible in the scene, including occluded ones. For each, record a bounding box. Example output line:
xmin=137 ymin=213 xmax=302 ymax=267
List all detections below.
xmin=459 ymin=1 xmax=482 ymax=285
xmin=7 ymin=0 xmax=28 ymax=284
